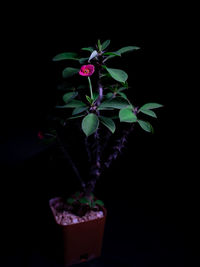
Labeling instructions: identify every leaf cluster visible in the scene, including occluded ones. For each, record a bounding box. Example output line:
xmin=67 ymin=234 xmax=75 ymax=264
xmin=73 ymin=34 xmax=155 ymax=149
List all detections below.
xmin=53 ymin=39 xmax=163 ymax=136
xmin=67 ymin=191 xmax=104 ymax=210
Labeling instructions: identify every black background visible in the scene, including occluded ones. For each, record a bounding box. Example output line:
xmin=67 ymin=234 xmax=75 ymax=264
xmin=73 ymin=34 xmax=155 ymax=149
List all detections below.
xmin=0 ymin=3 xmax=195 ymax=266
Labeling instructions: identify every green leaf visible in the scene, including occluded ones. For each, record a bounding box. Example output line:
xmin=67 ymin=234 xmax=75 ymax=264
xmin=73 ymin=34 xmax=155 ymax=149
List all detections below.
xmin=81 ymin=47 xmax=94 ymax=52
xmin=98 ymin=108 xmax=115 ymax=111
xmin=82 ymin=113 xmax=99 ymax=136
xmin=93 ymin=92 xmax=99 ymax=102
xmin=105 ymin=92 xmax=114 ymax=100
xmin=105 ymin=55 xmax=118 ymax=61
xmin=138 ymin=120 xmax=153 ymax=132
xmin=79 ymin=197 xmax=91 ymax=206
xmin=99 ymin=97 xmax=130 ymax=109
xmin=105 ymin=46 xmax=140 ymax=61
xmin=118 ymin=92 xmax=128 ymax=100
xmin=104 ymin=52 xmax=121 ymax=57
xmin=67 ymin=114 xmax=85 ymax=120
xmin=79 ymin=57 xmax=88 ymax=64
xmin=89 ymin=50 xmax=98 ymax=61
xmin=140 ymin=109 xmax=157 ymax=118
xmin=62 ymin=92 xmax=78 ymax=103
xmin=117 ymin=46 xmax=140 ymax=54
xmin=121 ymin=81 xmax=129 ymax=88
xmin=99 ymin=116 xmax=116 ymax=133
xmin=52 ymin=52 xmax=79 ymax=61
xmin=67 ymin=198 xmax=76 ymax=205
xmin=105 ymin=67 xmax=128 ymax=83
xmin=56 ymin=99 xmax=87 ymax=108
xmin=97 ymin=39 xmax=102 ymax=51
xmin=72 ymin=106 xmax=88 ymax=115
xmin=101 ymin=40 xmax=111 ymax=50
xmin=139 ymin=103 xmax=163 ymax=110
xmin=86 ymin=95 xmax=93 ymax=104
xmin=94 ymin=199 xmax=104 ymax=206
xmin=62 ymin=67 xmax=79 ymax=78
xmin=118 ymin=86 xmax=128 ymax=92
xmin=100 ymin=73 xmax=110 ymax=79
xmin=119 ymin=108 xmax=137 ymax=123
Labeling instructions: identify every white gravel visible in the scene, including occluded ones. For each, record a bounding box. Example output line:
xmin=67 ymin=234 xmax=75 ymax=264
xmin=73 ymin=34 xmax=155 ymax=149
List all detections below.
xmin=50 ymin=197 xmax=104 ymax=226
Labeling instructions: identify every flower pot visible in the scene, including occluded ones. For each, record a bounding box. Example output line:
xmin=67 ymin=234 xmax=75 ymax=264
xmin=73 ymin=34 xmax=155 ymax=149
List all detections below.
xmin=49 ymin=197 xmax=106 ymax=266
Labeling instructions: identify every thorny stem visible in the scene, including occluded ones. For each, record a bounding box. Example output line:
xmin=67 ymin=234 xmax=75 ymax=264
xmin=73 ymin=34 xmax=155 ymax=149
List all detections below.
xmin=103 ymin=124 xmax=135 ymax=170
xmin=56 ymin=132 xmax=86 ymax=192
xmin=97 ymin=69 xmax=103 ymax=106
xmin=101 ymin=130 xmax=112 ymax=154
xmin=85 ymin=67 xmax=103 ymax=195
xmin=86 ymin=129 xmax=101 ymax=195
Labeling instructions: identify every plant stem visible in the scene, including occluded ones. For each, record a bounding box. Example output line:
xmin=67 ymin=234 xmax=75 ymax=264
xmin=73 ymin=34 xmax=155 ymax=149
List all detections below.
xmin=97 ymin=69 xmax=103 ymax=106
xmin=101 ymin=130 xmax=112 ymax=153
xmin=103 ymin=124 xmax=134 ymax=170
xmin=88 ymin=76 xmax=94 ymax=100
xmin=85 ymin=136 xmax=92 ymax=163
xmin=85 ymin=68 xmax=104 ymax=196
xmin=86 ymin=129 xmax=101 ymax=196
xmin=56 ymin=132 xmax=86 ymax=192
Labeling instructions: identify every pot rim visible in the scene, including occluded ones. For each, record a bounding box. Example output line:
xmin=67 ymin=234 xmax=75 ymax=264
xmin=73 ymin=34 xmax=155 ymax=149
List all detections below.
xmin=49 ymin=197 xmax=107 ymax=227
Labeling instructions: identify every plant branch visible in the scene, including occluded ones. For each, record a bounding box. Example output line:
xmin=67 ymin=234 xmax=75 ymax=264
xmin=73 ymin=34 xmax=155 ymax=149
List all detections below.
xmin=86 ymin=129 xmax=101 ymax=195
xmin=97 ymin=69 xmax=103 ymax=106
xmin=101 ymin=130 xmax=112 ymax=154
xmin=56 ymin=132 xmax=86 ymax=192
xmin=85 ymin=136 xmax=92 ymax=163
xmin=85 ymin=68 xmax=104 ymax=195
xmin=103 ymin=124 xmax=134 ymax=170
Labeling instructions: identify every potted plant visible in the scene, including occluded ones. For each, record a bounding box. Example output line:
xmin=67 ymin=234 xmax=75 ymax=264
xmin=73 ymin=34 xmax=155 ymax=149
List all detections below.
xmin=40 ymin=39 xmax=163 ymax=266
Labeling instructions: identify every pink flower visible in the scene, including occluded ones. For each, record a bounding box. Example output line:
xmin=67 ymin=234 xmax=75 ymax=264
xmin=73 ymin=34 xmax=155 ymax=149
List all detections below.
xmin=37 ymin=131 xmax=44 ymax=140
xmin=79 ymin=64 xmax=95 ymax=77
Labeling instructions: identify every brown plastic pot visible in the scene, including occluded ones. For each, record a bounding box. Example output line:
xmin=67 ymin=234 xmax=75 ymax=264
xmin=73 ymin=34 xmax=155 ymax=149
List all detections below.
xmin=49 ymin=197 xmax=107 ymax=266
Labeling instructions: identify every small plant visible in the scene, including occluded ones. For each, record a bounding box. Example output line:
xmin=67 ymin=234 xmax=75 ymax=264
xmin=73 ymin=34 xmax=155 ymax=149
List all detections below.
xmin=41 ymin=39 xmax=163 ymax=215
xmin=66 ymin=191 xmax=104 ymax=216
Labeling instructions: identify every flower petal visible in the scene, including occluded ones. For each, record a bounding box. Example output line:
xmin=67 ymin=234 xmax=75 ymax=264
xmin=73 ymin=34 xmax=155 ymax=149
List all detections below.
xmin=79 ymin=64 xmax=95 ymax=76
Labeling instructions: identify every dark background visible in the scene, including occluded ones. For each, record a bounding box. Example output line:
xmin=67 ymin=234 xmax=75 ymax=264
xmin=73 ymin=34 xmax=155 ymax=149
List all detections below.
xmin=0 ymin=3 xmax=195 ymax=267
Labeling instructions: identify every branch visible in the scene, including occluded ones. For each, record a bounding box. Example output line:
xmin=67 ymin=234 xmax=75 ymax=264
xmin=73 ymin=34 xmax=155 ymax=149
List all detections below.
xmin=96 ymin=68 xmax=103 ymax=106
xmin=101 ymin=130 xmax=112 ymax=154
xmin=56 ymin=131 xmax=86 ymax=192
xmin=103 ymin=124 xmax=134 ymax=169
xmin=86 ymin=129 xmax=101 ymax=195
xmin=85 ymin=136 xmax=92 ymax=163
xmin=85 ymin=68 xmax=104 ymax=195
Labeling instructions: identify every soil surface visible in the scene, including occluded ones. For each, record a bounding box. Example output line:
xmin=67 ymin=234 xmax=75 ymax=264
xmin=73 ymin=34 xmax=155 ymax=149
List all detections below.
xmin=49 ymin=197 xmax=104 ymax=226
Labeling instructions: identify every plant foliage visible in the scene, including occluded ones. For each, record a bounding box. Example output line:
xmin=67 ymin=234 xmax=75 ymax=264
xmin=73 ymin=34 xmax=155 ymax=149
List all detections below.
xmin=41 ymin=39 xmax=163 ymax=210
